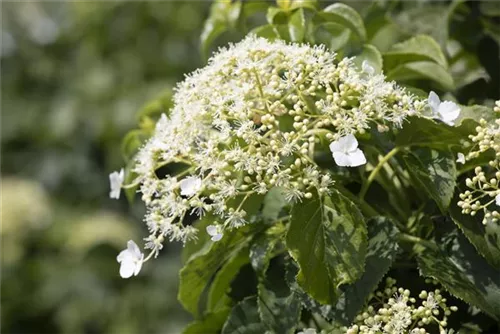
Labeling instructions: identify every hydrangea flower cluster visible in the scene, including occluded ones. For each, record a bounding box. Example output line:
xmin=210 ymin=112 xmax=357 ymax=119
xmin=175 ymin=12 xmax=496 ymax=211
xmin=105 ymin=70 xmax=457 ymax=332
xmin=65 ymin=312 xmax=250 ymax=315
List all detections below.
xmin=344 ymin=277 xmax=457 ymax=334
xmin=458 ymin=100 xmax=500 ymax=224
xmin=111 ymin=35 xmax=427 ymax=275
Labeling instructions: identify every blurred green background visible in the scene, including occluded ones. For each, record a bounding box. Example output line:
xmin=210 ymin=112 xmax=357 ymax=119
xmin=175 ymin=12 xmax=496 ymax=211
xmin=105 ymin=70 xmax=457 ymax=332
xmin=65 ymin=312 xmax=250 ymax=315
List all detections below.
xmin=1 ymin=2 xmax=210 ymax=333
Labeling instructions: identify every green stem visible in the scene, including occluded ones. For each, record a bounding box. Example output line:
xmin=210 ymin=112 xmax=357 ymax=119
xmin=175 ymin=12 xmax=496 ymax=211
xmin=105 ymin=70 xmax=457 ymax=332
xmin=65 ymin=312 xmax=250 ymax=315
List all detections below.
xmin=398 ymin=233 xmax=439 ymax=251
xmin=360 ymin=147 xmax=401 ymax=200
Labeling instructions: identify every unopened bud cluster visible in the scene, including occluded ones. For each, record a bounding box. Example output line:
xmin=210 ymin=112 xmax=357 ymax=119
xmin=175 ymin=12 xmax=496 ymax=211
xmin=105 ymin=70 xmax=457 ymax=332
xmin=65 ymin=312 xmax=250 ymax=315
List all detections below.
xmin=345 ymin=277 xmax=457 ymax=334
xmin=458 ymin=100 xmax=500 ymax=224
xmin=129 ymin=35 xmax=424 ymax=254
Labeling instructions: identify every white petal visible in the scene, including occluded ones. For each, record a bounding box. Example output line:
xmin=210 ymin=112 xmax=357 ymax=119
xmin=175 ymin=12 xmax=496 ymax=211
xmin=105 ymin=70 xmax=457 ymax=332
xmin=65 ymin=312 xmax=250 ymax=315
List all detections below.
xmin=362 ymin=60 xmax=375 ymax=75
xmin=329 ymin=134 xmax=358 ymax=154
xmin=428 ymin=91 xmax=441 ymax=114
xmin=117 ymin=249 xmax=133 ymax=263
xmin=496 ymin=194 xmax=500 ymax=207
xmin=347 ymin=148 xmax=367 ymax=167
xmin=127 ymin=240 xmax=142 ymax=259
xmin=180 ymin=176 xmax=202 ymax=197
xmin=332 ymin=151 xmax=351 ymax=167
xmin=133 ymin=254 xmax=144 ymax=276
xmin=211 ymin=233 xmax=223 ymax=242
xmin=109 ymin=169 xmax=124 ymax=200
xmin=206 ymin=225 xmax=218 ymax=236
xmin=438 ymin=101 xmax=460 ymax=125
xmin=119 ymin=260 xmax=136 ymax=279
xmin=456 ymin=153 xmax=465 ymax=164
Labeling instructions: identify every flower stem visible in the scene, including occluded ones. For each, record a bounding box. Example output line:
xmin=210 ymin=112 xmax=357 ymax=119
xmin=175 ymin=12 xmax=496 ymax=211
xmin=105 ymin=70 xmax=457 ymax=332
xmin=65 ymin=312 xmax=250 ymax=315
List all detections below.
xmin=360 ymin=147 xmax=400 ymax=200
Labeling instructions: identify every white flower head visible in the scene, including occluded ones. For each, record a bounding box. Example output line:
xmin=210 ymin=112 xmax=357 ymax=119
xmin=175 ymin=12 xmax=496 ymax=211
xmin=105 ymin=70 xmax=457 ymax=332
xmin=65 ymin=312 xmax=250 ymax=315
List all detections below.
xmin=206 ymin=224 xmax=223 ymax=242
xmin=109 ymin=168 xmax=124 ymax=199
xmin=496 ymin=194 xmax=500 ymax=207
xmin=117 ymin=240 xmax=144 ymax=279
xmin=329 ymin=134 xmax=366 ymax=167
xmin=428 ymin=91 xmax=461 ymax=126
xmin=362 ymin=60 xmax=375 ymax=75
xmin=456 ymin=152 xmax=466 ymax=164
xmin=179 ymin=176 xmax=202 ymax=197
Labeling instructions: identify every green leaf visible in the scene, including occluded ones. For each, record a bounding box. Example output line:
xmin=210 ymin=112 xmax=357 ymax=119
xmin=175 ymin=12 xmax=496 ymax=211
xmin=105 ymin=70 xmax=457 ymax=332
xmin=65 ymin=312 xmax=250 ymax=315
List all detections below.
xmin=318 ymin=3 xmax=367 ymax=42
xmin=417 ymin=230 xmax=500 ymax=321
xmin=386 ymin=61 xmax=454 ymax=91
xmin=455 ymin=105 xmax=496 ymax=125
xmin=178 ymin=223 xmax=255 ymax=317
xmin=123 ymin=158 xmax=139 ymax=204
xmin=258 ymin=262 xmax=301 ymax=334
xmin=121 ymin=129 xmax=149 ymax=161
xmin=383 ymin=35 xmax=448 ymax=70
xmin=396 ymin=117 xmax=462 ymax=149
xmin=353 ymin=44 xmax=383 ymax=74
xmin=221 ymin=297 xmax=267 ymax=334
xmin=207 ymin=247 xmax=250 ymax=312
xmin=286 ymin=189 xmax=367 ymax=305
xmin=449 ymin=193 xmax=500 ymax=269
xmin=183 ymin=307 xmax=230 ymax=334
xmin=262 ymin=187 xmax=287 ymax=222
xmin=314 ymin=22 xmax=351 ymax=52
xmin=288 ymin=8 xmax=306 ymax=42
xmin=480 ymin=1 xmax=500 ymax=17
xmin=182 ymin=216 xmax=213 ymax=264
xmin=267 ymin=7 xmax=288 ymax=25
xmin=402 ymin=147 xmax=457 ymax=212
xmin=333 ymin=217 xmax=400 ymax=323
xmin=250 ymin=24 xmax=279 ymax=40
xmin=250 ymin=234 xmax=279 ymax=275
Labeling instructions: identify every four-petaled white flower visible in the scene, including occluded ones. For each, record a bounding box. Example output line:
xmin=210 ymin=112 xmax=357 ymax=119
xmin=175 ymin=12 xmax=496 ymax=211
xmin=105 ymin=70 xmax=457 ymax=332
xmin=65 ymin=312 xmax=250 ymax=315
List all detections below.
xmin=109 ymin=168 xmax=124 ymax=199
xmin=117 ymin=240 xmax=144 ymax=279
xmin=428 ymin=91 xmax=461 ymax=126
xmin=206 ymin=225 xmax=223 ymax=242
xmin=329 ymin=134 xmax=367 ymax=167
xmin=362 ymin=60 xmax=375 ymax=75
xmin=496 ymin=194 xmax=500 ymax=207
xmin=456 ymin=152 xmax=466 ymax=164
xmin=180 ymin=176 xmax=202 ymax=197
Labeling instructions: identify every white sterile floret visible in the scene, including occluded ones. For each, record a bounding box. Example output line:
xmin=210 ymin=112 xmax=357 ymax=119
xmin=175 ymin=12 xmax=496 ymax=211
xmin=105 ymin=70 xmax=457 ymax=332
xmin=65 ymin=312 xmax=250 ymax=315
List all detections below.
xmin=456 ymin=152 xmax=466 ymax=164
xmin=428 ymin=91 xmax=461 ymax=126
xmin=109 ymin=168 xmax=124 ymax=199
xmin=117 ymin=240 xmax=144 ymax=279
xmin=329 ymin=134 xmax=366 ymax=167
xmin=206 ymin=224 xmax=223 ymax=241
xmin=362 ymin=60 xmax=375 ymax=75
xmin=496 ymin=194 xmax=500 ymax=207
xmin=180 ymin=176 xmax=202 ymax=197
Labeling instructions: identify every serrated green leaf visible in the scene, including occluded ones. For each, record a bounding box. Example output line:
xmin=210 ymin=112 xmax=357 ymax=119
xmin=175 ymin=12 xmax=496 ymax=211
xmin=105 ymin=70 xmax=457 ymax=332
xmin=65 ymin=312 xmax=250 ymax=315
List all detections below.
xmin=369 ymin=22 xmax=402 ymax=53
xmin=258 ymin=262 xmax=301 ymax=334
xmin=417 ymin=230 xmax=500 ymax=320
xmin=449 ymin=192 xmax=500 ymax=269
xmin=396 ymin=117 xmax=462 ymax=149
xmin=221 ymin=296 xmax=267 ymax=334
xmin=262 ymin=187 xmax=287 ymax=222
xmin=383 ymin=35 xmax=448 ymax=70
xmin=402 ymin=147 xmax=457 ymax=212
xmin=208 ymin=247 xmax=250 ymax=312
xmin=183 ymin=307 xmax=230 ymax=334
xmin=455 ymin=105 xmax=496 ymax=125
xmin=182 ymin=216 xmax=213 ymax=264
xmin=288 ymin=8 xmax=306 ymax=42
xmin=386 ymin=61 xmax=454 ymax=91
xmin=314 ymin=22 xmax=351 ymax=52
xmin=250 ymin=24 xmax=280 ymax=40
xmin=318 ymin=3 xmax=367 ymax=42
xmin=353 ymin=44 xmax=383 ymax=74
xmin=250 ymin=234 xmax=279 ymax=275
xmin=286 ymin=189 xmax=367 ymax=305
xmin=333 ymin=217 xmax=400 ymax=323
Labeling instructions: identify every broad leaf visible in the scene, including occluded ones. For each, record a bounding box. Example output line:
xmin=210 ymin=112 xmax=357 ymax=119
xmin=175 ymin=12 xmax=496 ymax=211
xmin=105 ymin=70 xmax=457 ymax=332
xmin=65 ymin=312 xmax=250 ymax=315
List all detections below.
xmin=221 ymin=296 xmax=267 ymax=334
xmin=286 ymin=190 xmax=367 ymax=305
xmin=383 ymin=35 xmax=448 ymax=70
xmin=183 ymin=307 xmax=230 ymax=334
xmin=386 ymin=61 xmax=454 ymax=91
xmin=449 ymin=192 xmax=500 ymax=269
xmin=333 ymin=217 xmax=400 ymax=323
xmin=317 ymin=3 xmax=366 ymax=41
xmin=353 ymin=44 xmax=383 ymax=74
xmin=455 ymin=104 xmax=496 ymax=125
xmin=396 ymin=117 xmax=462 ymax=149
xmin=262 ymin=187 xmax=287 ymax=222
xmin=417 ymin=230 xmax=500 ymax=321
xmin=288 ymin=8 xmax=306 ymax=42
xmin=250 ymin=24 xmax=279 ymax=40
xmin=402 ymin=147 xmax=457 ymax=212
xmin=314 ymin=22 xmax=351 ymax=52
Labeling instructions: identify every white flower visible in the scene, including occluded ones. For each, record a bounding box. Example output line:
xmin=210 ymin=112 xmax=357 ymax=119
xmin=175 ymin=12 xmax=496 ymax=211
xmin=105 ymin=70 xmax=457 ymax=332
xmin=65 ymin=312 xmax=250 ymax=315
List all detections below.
xmin=206 ymin=224 xmax=223 ymax=241
xmin=109 ymin=168 xmax=124 ymax=199
xmin=456 ymin=152 xmax=466 ymax=164
xmin=428 ymin=91 xmax=461 ymax=126
xmin=496 ymin=194 xmax=500 ymax=207
xmin=329 ymin=134 xmax=366 ymax=167
xmin=362 ymin=60 xmax=375 ymax=75
xmin=117 ymin=240 xmax=144 ymax=279
xmin=179 ymin=176 xmax=202 ymax=197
